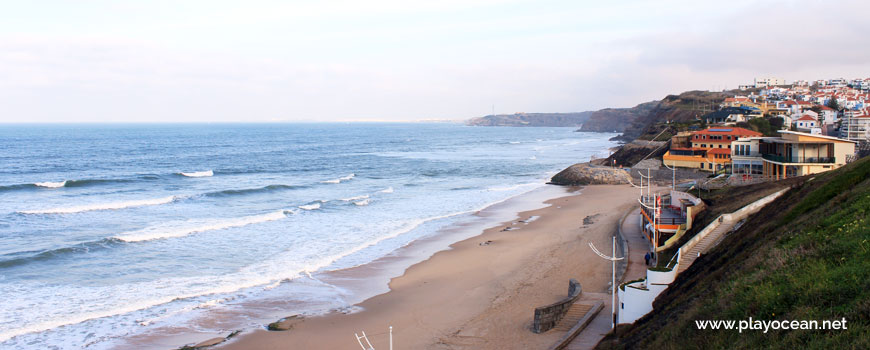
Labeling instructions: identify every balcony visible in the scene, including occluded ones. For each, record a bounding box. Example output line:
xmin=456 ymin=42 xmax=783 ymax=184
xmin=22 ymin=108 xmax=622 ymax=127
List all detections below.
xmin=761 ymin=154 xmax=835 ymax=164
xmin=641 ymin=206 xmax=687 ymax=226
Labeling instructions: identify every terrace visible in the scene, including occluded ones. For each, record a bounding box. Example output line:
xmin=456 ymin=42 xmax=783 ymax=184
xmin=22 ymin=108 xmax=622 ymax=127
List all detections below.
xmin=759 ymin=139 xmax=837 ymax=164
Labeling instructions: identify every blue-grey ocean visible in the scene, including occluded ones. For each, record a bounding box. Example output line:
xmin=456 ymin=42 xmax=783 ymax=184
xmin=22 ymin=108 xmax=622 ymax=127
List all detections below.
xmin=0 ymin=123 xmax=615 ymax=349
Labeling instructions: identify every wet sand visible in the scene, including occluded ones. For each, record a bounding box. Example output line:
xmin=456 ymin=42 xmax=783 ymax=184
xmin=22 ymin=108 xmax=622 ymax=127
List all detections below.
xmin=210 ymin=185 xmax=639 ymax=350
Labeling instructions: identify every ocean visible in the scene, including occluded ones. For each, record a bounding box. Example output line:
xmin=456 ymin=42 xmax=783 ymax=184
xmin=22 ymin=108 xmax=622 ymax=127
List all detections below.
xmin=0 ymin=123 xmax=616 ymax=349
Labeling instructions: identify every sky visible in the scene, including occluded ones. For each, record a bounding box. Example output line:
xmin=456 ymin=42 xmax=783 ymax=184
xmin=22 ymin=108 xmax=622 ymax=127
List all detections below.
xmin=1 ymin=0 xmax=868 ymax=123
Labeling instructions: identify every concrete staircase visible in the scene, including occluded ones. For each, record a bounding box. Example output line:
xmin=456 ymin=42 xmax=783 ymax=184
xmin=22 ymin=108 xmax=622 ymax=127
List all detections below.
xmin=677 ymin=216 xmax=733 ymax=273
xmin=676 ymin=188 xmax=788 ymax=274
xmin=553 ymin=303 xmax=595 ymax=332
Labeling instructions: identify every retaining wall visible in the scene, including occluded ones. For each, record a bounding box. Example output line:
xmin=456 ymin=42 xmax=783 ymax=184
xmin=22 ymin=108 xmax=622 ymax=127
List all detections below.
xmin=532 ymin=279 xmax=582 ymax=333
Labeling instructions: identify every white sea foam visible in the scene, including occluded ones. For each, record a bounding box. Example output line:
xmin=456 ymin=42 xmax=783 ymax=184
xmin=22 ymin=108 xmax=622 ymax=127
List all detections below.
xmin=20 ymin=196 xmax=178 ymax=215
xmin=509 ymin=141 xmax=521 ymax=144
xmin=521 ymin=215 xmax=540 ymax=224
xmin=353 ymin=199 xmax=370 ymax=206
xmin=298 ymin=203 xmax=321 ymax=211
xmin=34 ymin=181 xmax=67 ymax=188
xmin=2 ymin=180 xmax=556 ymax=347
xmin=114 ymin=210 xmax=290 ymax=242
xmin=180 ymin=170 xmax=213 ymax=177
xmin=341 ymin=195 xmax=369 ymax=202
xmin=378 ymin=187 xmax=394 ymax=193
xmin=321 ymin=173 xmax=355 ymax=184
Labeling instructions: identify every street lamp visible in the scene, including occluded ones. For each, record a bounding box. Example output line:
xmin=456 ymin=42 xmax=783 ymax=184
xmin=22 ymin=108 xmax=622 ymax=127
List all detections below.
xmin=589 ymin=236 xmax=625 ymax=329
xmin=661 ymin=161 xmax=676 ymax=190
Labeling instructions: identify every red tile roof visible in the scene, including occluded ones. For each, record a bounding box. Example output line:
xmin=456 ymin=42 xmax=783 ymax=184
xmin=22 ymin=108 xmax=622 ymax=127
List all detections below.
xmin=797 ymin=115 xmax=817 ymax=121
xmin=693 ymin=127 xmax=762 ymax=137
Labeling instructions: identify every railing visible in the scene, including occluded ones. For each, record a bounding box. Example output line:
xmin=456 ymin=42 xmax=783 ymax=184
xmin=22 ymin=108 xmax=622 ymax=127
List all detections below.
xmin=761 ymin=154 xmax=835 ymax=163
xmin=640 ymin=206 xmax=687 ymax=226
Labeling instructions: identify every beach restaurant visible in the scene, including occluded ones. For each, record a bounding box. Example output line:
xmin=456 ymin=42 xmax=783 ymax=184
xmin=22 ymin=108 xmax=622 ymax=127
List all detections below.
xmin=639 ymin=190 xmax=704 ymax=252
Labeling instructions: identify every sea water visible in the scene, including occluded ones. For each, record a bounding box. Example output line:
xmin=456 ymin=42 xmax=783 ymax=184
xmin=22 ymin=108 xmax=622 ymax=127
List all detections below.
xmin=0 ymin=123 xmax=616 ymax=349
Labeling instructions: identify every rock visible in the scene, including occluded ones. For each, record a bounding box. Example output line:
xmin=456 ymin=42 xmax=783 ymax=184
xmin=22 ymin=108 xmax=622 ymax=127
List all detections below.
xmin=267 ymin=315 xmax=303 ymax=331
xmin=583 ymin=214 xmax=600 ymax=225
xmin=193 ymin=337 xmax=226 ymax=348
xmin=549 ymin=163 xmax=631 ymax=186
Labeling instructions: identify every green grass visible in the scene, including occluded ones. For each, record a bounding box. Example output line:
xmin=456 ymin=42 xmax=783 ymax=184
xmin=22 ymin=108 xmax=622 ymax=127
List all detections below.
xmin=598 ymin=157 xmax=870 ymax=350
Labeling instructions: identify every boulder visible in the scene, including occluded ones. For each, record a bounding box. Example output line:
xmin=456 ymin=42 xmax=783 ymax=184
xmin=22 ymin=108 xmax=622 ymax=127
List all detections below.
xmin=549 ymin=163 xmax=631 ymax=186
xmin=267 ymin=315 xmax=303 ymax=331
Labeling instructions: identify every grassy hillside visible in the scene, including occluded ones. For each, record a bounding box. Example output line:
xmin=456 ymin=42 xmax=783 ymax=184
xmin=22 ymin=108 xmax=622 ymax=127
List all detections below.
xmin=598 ymin=156 xmax=870 ymax=350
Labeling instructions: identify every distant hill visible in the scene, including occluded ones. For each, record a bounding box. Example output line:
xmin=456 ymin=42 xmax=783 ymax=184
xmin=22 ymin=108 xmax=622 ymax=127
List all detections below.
xmin=465 ymin=112 xmax=594 ymax=127
xmin=465 ymin=90 xmax=734 ymax=142
xmin=578 ymin=101 xmax=661 ymax=135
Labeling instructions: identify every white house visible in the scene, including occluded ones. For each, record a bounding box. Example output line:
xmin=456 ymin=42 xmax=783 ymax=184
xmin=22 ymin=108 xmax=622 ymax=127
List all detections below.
xmin=796 ymin=114 xmax=818 ymax=132
xmin=819 ymin=106 xmax=838 ymax=125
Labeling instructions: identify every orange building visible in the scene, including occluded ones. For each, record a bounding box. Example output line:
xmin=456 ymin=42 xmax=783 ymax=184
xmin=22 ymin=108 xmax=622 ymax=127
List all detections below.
xmin=664 ymin=127 xmax=762 ymax=172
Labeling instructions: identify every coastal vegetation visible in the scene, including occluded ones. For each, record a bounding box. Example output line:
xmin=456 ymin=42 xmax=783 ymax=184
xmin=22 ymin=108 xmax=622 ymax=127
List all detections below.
xmin=598 ymin=156 xmax=870 ymax=349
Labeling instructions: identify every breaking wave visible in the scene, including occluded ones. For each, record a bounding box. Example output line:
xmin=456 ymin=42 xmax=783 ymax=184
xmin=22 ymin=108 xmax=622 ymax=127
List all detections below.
xmin=114 ymin=210 xmax=292 ymax=242
xmin=321 ymin=173 xmax=355 ymax=184
xmin=179 ymin=170 xmax=214 ymax=178
xmin=20 ymin=196 xmax=179 ymax=215
xmin=34 ymin=181 xmax=67 ymax=188
xmin=341 ymin=195 xmax=369 ymax=202
xmin=298 ymin=203 xmax=321 ymax=211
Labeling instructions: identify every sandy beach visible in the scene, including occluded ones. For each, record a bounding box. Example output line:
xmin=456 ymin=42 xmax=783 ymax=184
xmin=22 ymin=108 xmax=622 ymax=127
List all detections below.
xmin=202 ymin=184 xmax=639 ymax=350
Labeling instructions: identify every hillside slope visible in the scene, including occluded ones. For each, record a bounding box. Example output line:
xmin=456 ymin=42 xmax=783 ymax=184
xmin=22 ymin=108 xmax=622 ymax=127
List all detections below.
xmin=597 ymin=156 xmax=870 ymax=349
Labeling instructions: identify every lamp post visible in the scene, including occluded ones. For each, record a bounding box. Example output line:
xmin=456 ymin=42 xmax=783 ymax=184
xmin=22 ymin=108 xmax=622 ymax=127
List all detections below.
xmin=662 ymin=161 xmax=676 ymax=190
xmin=589 ymin=236 xmax=624 ymax=329
xmin=637 ymin=193 xmax=659 ymax=264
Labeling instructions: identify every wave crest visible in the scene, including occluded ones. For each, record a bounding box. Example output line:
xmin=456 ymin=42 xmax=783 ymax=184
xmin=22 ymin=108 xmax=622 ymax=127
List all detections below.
xmin=298 ymin=203 xmax=321 ymax=211
xmin=20 ymin=196 xmax=179 ymax=215
xmin=340 ymin=194 xmax=369 ymax=202
xmin=203 ymin=184 xmax=300 ymax=197
xmin=35 ymin=181 xmax=67 ymax=188
xmin=180 ymin=170 xmax=214 ymax=178
xmin=114 ymin=210 xmax=291 ymax=242
xmin=321 ymin=173 xmax=355 ymax=184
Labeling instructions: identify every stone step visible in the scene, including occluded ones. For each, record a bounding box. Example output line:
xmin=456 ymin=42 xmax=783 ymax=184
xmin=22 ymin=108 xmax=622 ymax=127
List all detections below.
xmin=553 ymin=303 xmax=594 ymax=332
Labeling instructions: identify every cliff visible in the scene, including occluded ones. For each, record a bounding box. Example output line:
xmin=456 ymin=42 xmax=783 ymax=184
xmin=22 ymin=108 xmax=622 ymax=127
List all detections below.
xmin=466 ymin=90 xmax=734 ymax=142
xmin=576 ymin=101 xmax=661 ymax=134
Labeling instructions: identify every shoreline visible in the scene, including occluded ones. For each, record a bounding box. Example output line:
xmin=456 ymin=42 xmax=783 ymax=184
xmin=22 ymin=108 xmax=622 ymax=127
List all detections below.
xmin=118 ymin=184 xmax=582 ymax=349
xmin=187 ymin=184 xmax=640 ymax=350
